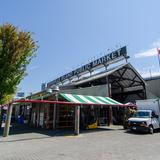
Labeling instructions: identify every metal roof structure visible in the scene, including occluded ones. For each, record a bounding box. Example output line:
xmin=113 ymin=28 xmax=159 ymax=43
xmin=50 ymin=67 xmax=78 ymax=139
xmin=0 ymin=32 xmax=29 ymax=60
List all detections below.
xmin=60 ymin=63 xmax=146 ymax=102
xmin=71 ymin=63 xmax=145 ymax=88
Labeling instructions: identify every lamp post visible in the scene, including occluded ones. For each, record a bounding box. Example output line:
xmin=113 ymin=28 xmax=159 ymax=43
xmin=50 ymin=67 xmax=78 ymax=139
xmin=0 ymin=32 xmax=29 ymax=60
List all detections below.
xmin=51 ymin=86 xmax=59 ymax=130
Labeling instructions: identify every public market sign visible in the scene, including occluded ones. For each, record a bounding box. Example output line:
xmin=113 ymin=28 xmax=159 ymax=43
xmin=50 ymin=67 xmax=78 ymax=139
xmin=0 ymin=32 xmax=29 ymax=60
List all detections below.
xmin=48 ymin=46 xmax=127 ymax=86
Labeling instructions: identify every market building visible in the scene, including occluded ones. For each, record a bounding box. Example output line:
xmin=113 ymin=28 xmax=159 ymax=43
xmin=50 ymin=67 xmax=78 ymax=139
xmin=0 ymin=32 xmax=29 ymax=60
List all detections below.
xmin=3 ymin=46 xmax=147 ymax=136
xmin=12 ymin=47 xmax=138 ymax=128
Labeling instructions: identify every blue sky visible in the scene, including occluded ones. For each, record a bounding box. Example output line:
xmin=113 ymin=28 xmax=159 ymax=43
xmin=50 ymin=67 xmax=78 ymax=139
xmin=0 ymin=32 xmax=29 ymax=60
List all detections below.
xmin=0 ymin=0 xmax=160 ymax=95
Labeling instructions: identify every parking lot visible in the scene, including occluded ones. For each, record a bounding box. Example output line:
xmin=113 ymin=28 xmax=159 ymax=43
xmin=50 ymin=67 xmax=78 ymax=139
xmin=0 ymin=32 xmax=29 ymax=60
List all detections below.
xmin=0 ymin=125 xmax=160 ymax=160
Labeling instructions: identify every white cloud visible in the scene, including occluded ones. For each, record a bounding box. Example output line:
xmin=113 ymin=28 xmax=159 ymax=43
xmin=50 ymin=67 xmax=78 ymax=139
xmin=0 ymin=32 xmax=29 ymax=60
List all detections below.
xmin=135 ymin=48 xmax=157 ymax=58
xmin=152 ymin=38 xmax=160 ymax=48
xmin=134 ymin=38 xmax=160 ymax=58
xmin=141 ymin=71 xmax=160 ymax=78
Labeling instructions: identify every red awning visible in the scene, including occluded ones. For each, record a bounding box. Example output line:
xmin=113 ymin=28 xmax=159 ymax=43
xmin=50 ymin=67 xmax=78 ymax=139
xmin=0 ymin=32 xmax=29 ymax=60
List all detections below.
xmin=13 ymin=99 xmax=136 ymax=108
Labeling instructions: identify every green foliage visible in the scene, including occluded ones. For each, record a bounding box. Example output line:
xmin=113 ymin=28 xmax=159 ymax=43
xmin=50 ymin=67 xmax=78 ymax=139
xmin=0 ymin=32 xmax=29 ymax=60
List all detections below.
xmin=0 ymin=23 xmax=37 ymax=104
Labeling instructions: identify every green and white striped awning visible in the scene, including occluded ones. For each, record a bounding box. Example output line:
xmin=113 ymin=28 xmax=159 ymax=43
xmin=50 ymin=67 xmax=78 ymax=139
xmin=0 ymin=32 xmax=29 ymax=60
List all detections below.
xmin=60 ymin=93 xmax=122 ymax=105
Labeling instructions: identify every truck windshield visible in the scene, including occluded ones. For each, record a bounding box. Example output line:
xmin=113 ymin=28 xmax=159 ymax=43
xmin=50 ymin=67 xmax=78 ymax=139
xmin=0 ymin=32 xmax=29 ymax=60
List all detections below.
xmin=132 ymin=111 xmax=150 ymax=118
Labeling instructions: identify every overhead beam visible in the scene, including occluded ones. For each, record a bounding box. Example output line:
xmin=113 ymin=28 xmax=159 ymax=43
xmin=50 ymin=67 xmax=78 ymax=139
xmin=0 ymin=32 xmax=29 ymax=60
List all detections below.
xmin=124 ymin=67 xmax=144 ymax=83
xmin=12 ymin=99 xmax=136 ymax=108
xmin=112 ymin=88 xmax=144 ymax=95
xmin=128 ymin=75 xmax=138 ymax=87
xmin=110 ymin=75 xmax=142 ymax=84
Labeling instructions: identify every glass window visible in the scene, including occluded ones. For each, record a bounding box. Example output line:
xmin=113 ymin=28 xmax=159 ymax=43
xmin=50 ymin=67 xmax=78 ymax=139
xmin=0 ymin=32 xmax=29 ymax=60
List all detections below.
xmin=132 ymin=111 xmax=150 ymax=118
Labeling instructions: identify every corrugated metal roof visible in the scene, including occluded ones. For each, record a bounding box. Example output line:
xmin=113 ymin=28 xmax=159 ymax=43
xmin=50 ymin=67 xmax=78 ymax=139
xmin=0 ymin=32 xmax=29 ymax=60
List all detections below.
xmin=73 ymin=63 xmax=146 ymax=87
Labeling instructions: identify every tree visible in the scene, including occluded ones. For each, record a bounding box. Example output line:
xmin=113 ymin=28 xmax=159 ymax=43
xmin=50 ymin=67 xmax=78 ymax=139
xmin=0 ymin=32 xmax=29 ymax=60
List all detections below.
xmin=0 ymin=23 xmax=37 ymax=104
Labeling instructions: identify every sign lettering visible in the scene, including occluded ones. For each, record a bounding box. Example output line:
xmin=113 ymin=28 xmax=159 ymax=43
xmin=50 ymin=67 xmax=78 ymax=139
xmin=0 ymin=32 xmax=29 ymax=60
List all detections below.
xmin=47 ymin=46 xmax=127 ymax=87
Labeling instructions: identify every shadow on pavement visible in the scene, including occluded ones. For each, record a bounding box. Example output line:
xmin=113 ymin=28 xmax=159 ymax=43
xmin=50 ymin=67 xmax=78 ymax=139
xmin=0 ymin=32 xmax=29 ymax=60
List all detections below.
xmin=123 ymin=129 xmax=160 ymax=135
xmin=0 ymin=124 xmax=116 ymax=143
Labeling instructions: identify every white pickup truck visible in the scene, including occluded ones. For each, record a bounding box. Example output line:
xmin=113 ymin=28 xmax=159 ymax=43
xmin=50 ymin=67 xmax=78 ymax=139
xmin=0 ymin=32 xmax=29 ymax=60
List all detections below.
xmin=128 ymin=99 xmax=160 ymax=134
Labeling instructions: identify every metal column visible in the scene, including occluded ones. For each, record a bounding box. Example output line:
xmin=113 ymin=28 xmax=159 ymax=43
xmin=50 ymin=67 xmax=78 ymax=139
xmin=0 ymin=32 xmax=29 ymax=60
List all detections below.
xmin=53 ymin=93 xmax=58 ymax=130
xmin=74 ymin=106 xmax=80 ymax=135
xmin=106 ymin=76 xmax=112 ymax=97
xmin=53 ymin=103 xmax=56 ymax=130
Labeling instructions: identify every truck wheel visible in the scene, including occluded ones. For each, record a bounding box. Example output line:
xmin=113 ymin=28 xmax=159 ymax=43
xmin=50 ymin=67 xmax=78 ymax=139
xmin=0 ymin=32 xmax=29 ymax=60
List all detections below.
xmin=149 ymin=126 xmax=154 ymax=134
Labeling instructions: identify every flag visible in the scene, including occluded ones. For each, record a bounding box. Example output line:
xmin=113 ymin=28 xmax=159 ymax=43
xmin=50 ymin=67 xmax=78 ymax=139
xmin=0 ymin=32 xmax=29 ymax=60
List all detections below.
xmin=157 ymin=48 xmax=160 ymax=68
xmin=157 ymin=48 xmax=160 ymax=55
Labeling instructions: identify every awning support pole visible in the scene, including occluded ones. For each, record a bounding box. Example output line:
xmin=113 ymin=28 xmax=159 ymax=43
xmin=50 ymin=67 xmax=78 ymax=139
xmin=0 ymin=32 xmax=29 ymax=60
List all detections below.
xmin=108 ymin=106 xmax=113 ymax=126
xmin=74 ymin=105 xmax=80 ymax=135
xmin=53 ymin=103 xmax=56 ymax=130
xmin=3 ymin=103 xmax=13 ymax=137
xmin=53 ymin=93 xmax=58 ymax=130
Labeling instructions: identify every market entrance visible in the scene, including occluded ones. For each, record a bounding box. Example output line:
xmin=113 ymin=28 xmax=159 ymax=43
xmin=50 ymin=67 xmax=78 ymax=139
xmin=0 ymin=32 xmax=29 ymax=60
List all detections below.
xmin=80 ymin=106 xmax=109 ymax=129
xmin=2 ymin=94 xmax=135 ymax=137
xmin=56 ymin=105 xmax=75 ymax=129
